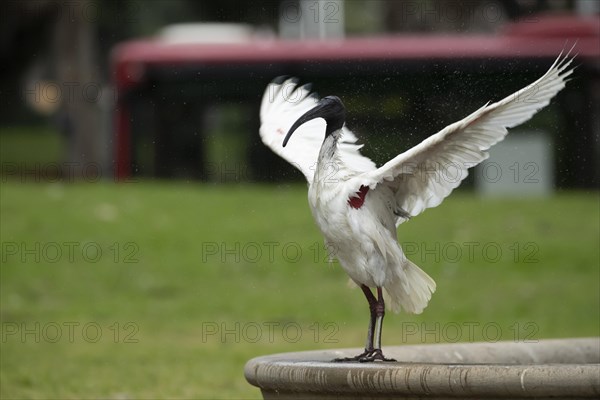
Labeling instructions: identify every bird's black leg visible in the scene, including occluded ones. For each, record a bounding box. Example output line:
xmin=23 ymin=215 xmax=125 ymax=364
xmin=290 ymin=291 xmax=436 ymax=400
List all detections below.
xmin=361 ymin=287 xmax=396 ymax=362
xmin=334 ymin=284 xmax=376 ymax=362
xmin=334 ymin=285 xmax=395 ymax=362
xmin=361 ymin=284 xmax=378 ymax=352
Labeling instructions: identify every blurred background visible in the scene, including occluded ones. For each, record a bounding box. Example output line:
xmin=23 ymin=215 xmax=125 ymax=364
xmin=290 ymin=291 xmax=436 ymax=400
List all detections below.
xmin=2 ymin=0 xmax=599 ymax=186
xmin=1 ymin=1 xmax=599 ymax=399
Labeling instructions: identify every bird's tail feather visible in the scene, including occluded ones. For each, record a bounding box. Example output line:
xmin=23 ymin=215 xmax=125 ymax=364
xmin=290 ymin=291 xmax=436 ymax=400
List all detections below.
xmin=384 ymin=259 xmax=436 ymax=314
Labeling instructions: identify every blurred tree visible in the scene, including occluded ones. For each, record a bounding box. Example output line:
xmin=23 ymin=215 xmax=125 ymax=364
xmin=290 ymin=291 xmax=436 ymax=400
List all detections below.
xmin=51 ymin=0 xmax=101 ymax=172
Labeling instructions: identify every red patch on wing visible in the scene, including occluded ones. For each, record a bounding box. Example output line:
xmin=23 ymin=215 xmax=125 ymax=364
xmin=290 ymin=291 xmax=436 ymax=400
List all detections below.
xmin=348 ymin=185 xmax=370 ymax=209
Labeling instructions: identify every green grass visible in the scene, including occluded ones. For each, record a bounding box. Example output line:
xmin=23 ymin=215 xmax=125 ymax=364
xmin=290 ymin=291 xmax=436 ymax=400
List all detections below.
xmin=1 ymin=182 xmax=598 ymax=399
xmin=0 ymin=127 xmax=63 ymax=166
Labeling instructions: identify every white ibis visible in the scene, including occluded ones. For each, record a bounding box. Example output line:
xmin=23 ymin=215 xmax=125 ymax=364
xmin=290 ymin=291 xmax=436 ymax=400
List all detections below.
xmin=259 ymin=49 xmax=575 ymax=362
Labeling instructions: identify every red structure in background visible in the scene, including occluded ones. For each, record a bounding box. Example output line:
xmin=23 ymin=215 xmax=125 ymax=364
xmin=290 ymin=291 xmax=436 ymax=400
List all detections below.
xmin=111 ymin=15 xmax=599 ymax=182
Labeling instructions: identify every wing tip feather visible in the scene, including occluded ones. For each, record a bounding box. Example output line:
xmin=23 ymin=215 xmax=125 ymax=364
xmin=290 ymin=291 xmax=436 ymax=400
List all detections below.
xmin=271 ymin=75 xmax=289 ymax=85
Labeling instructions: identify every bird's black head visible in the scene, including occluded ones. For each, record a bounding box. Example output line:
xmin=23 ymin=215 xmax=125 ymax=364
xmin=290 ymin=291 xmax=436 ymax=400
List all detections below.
xmin=283 ymin=95 xmax=346 ymax=147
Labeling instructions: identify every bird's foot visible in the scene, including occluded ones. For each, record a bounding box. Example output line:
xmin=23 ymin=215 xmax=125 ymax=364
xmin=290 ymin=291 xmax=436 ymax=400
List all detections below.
xmin=333 ymin=349 xmax=370 ymax=362
xmin=358 ymin=348 xmax=396 ymax=362
xmin=333 ymin=348 xmax=396 ymax=363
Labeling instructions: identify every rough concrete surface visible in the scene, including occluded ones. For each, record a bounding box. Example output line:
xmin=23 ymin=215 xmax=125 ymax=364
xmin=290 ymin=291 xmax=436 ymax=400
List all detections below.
xmin=245 ymin=338 xmax=600 ymax=399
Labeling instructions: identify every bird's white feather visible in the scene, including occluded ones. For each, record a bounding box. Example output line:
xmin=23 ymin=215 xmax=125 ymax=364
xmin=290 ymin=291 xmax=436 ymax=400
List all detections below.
xmin=259 ymin=78 xmax=376 ymax=182
xmin=358 ymin=49 xmax=576 ymax=223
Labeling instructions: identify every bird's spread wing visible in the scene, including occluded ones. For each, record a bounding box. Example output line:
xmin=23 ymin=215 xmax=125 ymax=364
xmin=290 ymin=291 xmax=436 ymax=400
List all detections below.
xmin=260 ymin=77 xmax=376 ymax=182
xmin=358 ymin=49 xmax=576 ymax=224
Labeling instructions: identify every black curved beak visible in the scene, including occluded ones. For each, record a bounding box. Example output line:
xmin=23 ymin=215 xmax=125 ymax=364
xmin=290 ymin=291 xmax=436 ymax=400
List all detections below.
xmin=282 ymin=96 xmax=345 ymax=147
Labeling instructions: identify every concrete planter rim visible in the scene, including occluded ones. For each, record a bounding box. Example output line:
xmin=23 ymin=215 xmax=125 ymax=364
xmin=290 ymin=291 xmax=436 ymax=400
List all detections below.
xmin=245 ymin=337 xmax=600 ymax=398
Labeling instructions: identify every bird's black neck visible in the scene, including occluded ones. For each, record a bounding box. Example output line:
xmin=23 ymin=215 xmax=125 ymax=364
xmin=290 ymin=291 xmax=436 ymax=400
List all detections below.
xmin=324 ymin=114 xmax=345 ymax=139
xmin=321 ymin=96 xmax=346 ymax=140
